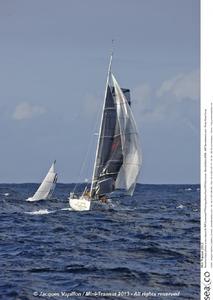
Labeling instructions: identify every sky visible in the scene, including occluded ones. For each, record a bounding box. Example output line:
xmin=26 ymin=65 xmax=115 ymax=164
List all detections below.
xmin=0 ymin=0 xmax=200 ymax=184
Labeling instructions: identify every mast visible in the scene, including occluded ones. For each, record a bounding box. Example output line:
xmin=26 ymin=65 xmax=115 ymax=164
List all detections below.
xmin=90 ymin=53 xmax=113 ymax=196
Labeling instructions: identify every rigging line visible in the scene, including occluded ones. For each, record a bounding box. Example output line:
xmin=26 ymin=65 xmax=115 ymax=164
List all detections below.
xmin=90 ymin=53 xmax=113 ymax=194
xmin=72 ymin=101 xmax=103 ymax=195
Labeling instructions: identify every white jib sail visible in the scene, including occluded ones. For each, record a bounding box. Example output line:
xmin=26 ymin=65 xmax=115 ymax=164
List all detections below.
xmin=111 ymin=73 xmax=142 ymax=195
xmin=26 ymin=161 xmax=57 ymax=201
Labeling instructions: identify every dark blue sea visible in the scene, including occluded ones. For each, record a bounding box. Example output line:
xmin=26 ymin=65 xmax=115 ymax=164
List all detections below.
xmin=0 ymin=184 xmax=200 ymax=300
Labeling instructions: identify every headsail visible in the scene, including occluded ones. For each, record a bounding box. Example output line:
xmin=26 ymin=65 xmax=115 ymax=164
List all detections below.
xmin=26 ymin=161 xmax=58 ymax=201
xmin=90 ymin=71 xmax=142 ymax=198
xmin=111 ymin=74 xmax=142 ymax=195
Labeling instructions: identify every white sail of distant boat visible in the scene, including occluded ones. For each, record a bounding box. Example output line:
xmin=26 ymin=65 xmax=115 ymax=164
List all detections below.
xmin=69 ymin=54 xmax=142 ymax=211
xmin=26 ymin=161 xmax=58 ymax=202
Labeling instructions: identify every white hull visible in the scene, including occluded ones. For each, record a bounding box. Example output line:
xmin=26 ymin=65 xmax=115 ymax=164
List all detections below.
xmin=26 ymin=197 xmax=36 ymax=202
xmin=69 ymin=196 xmax=91 ymax=211
xmin=26 ymin=197 xmax=47 ymax=202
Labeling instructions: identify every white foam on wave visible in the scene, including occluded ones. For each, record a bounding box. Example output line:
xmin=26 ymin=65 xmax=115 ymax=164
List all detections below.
xmin=60 ymin=207 xmax=73 ymax=211
xmin=25 ymin=207 xmax=74 ymax=215
xmin=25 ymin=209 xmax=56 ymax=215
xmin=176 ymin=204 xmax=184 ymax=209
xmin=4 ymin=193 xmax=10 ymax=196
xmin=185 ymin=188 xmax=192 ymax=191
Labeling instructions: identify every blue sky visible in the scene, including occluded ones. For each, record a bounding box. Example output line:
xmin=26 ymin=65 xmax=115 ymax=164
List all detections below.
xmin=0 ymin=0 xmax=199 ymax=183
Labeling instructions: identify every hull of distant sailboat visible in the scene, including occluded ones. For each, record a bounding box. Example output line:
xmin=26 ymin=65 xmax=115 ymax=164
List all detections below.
xmin=26 ymin=193 xmax=55 ymax=202
xmin=69 ymin=196 xmax=91 ymax=211
xmin=26 ymin=197 xmax=36 ymax=202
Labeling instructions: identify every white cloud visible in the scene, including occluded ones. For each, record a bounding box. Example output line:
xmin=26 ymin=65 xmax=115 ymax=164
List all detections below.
xmin=156 ymin=70 xmax=200 ymax=100
xmin=132 ymin=83 xmax=165 ymax=122
xmin=132 ymin=70 xmax=200 ymax=126
xmin=13 ymin=102 xmax=45 ymax=120
xmin=132 ymin=84 xmax=152 ymax=114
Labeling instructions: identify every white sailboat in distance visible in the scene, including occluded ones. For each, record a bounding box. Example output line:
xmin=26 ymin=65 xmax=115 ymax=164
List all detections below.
xmin=69 ymin=54 xmax=142 ymax=211
xmin=26 ymin=160 xmax=58 ymax=202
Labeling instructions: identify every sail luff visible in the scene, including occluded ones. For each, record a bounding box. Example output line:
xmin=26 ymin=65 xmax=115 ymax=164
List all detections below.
xmin=90 ymin=54 xmax=113 ymax=196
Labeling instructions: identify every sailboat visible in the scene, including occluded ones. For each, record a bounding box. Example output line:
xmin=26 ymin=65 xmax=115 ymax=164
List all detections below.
xmin=69 ymin=55 xmax=142 ymax=211
xmin=26 ymin=160 xmax=58 ymax=201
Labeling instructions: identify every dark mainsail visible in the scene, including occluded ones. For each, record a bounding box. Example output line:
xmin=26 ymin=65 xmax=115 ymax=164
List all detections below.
xmin=91 ymin=84 xmax=123 ymax=197
xmin=112 ymin=87 xmax=131 ymax=106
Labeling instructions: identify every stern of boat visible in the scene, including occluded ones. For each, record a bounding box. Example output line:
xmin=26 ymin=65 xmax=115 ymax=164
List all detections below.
xmin=69 ymin=196 xmax=91 ymax=211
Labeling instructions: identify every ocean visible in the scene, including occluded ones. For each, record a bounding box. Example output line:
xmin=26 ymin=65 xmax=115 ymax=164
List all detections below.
xmin=0 ymin=183 xmax=200 ymax=300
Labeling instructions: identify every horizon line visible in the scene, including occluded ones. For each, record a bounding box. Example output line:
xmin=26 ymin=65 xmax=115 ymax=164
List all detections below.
xmin=0 ymin=182 xmax=200 ymax=185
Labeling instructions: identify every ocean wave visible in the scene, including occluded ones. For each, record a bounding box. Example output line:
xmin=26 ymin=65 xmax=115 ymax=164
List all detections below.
xmin=176 ymin=204 xmax=184 ymax=209
xmin=60 ymin=207 xmax=73 ymax=211
xmin=24 ymin=209 xmax=56 ymax=215
xmin=0 ymin=183 xmax=200 ymax=299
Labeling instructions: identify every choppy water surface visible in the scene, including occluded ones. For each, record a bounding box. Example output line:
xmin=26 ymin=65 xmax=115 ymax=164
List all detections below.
xmin=0 ymin=184 xmax=200 ymax=300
